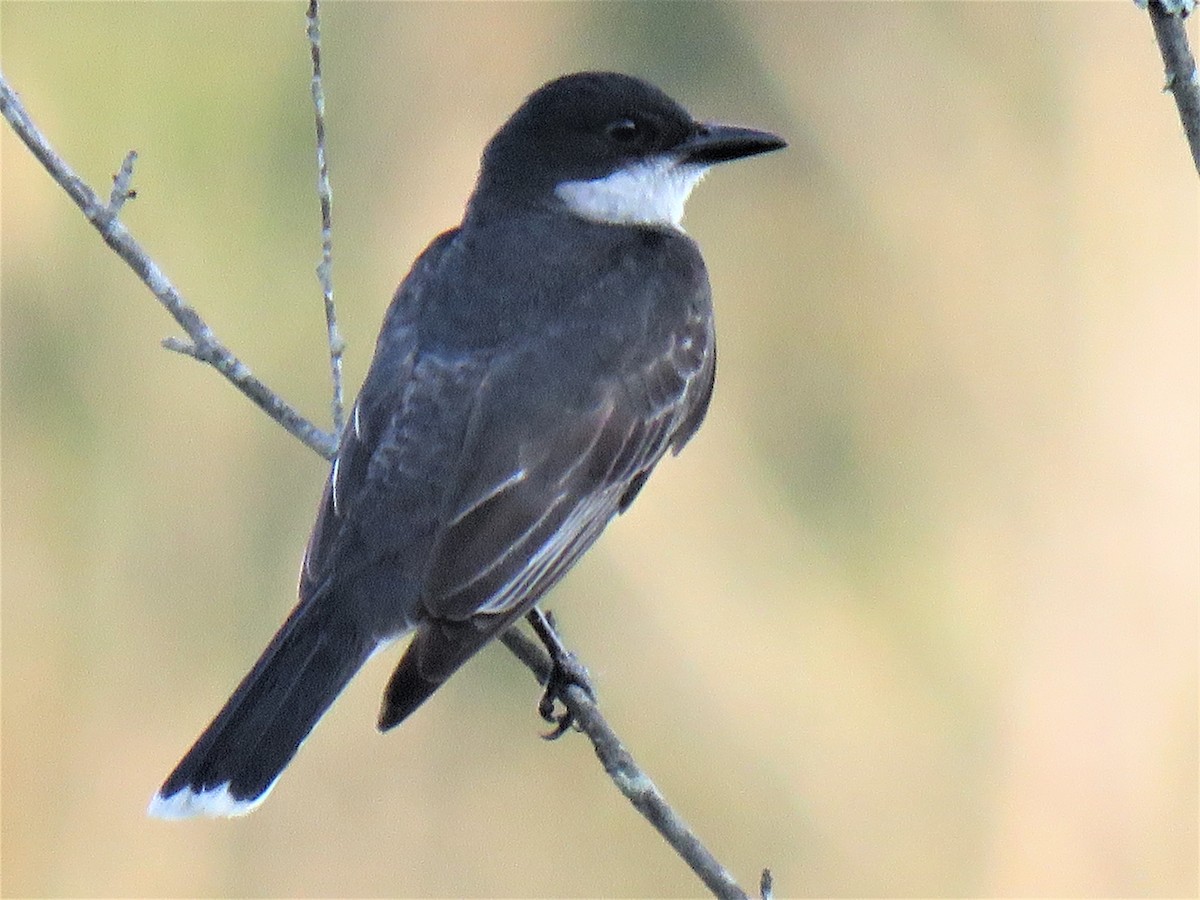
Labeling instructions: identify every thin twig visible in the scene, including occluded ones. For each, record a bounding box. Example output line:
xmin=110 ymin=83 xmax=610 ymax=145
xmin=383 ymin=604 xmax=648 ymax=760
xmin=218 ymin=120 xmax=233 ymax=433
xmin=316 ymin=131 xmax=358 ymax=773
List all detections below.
xmin=307 ymin=0 xmax=345 ymax=435
xmin=107 ymin=150 xmax=138 ymax=215
xmin=499 ymin=628 xmax=752 ymax=900
xmin=1145 ymin=0 xmax=1200 ymax=175
xmin=0 ymin=71 xmax=339 ymax=461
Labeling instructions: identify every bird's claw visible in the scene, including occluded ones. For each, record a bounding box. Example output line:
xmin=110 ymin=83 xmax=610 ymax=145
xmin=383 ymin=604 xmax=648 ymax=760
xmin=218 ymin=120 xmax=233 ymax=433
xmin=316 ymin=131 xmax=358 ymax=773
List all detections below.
xmin=537 ymin=648 xmax=594 ymax=740
xmin=526 ymin=607 xmax=596 ymax=739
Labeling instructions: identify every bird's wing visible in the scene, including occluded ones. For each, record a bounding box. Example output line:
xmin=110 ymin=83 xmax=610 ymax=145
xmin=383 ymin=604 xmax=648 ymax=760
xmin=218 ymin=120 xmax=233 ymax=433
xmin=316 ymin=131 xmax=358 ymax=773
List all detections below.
xmin=298 ymin=229 xmax=475 ymax=635
xmin=299 ymin=348 xmax=502 ymax=637
xmin=429 ymin=308 xmax=714 ymax=624
xmin=375 ymin=297 xmax=715 ymax=729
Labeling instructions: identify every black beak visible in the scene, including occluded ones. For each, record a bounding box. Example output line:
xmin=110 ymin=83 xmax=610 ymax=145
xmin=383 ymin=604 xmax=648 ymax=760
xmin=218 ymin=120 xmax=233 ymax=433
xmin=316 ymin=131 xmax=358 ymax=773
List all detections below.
xmin=678 ymin=122 xmax=787 ymax=165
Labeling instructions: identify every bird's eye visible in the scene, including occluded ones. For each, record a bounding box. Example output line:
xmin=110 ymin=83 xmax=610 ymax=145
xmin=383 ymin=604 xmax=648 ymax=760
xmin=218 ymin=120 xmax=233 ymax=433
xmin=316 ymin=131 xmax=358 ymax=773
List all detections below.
xmin=606 ymin=118 xmax=642 ymax=144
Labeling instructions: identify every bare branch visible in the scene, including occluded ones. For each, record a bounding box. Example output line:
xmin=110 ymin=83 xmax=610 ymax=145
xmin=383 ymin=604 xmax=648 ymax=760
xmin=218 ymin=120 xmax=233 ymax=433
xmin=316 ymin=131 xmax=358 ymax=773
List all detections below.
xmin=1144 ymin=0 xmax=1200 ymax=174
xmin=499 ymin=627 xmax=754 ymax=900
xmin=307 ymin=0 xmax=345 ymax=435
xmin=0 ymin=72 xmax=339 ymax=461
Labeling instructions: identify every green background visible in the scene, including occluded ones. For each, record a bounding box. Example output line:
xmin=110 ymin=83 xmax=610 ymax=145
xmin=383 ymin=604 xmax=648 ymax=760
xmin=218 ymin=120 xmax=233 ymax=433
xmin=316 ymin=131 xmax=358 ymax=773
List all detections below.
xmin=3 ymin=2 xmax=1197 ymax=896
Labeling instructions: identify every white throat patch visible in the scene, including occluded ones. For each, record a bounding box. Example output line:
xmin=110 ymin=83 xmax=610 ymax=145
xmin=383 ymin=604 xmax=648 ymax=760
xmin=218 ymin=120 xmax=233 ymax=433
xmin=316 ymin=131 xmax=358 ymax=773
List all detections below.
xmin=554 ymin=156 xmax=707 ymax=230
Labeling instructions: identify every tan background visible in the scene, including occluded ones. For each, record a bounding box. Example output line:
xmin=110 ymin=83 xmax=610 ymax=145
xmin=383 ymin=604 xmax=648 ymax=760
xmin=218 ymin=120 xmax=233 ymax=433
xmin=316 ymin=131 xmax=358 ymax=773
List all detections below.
xmin=2 ymin=2 xmax=1197 ymax=896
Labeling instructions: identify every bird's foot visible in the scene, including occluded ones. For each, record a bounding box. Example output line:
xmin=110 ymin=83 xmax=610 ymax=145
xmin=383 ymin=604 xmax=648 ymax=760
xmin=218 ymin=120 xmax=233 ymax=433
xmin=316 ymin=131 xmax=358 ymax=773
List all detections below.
xmin=526 ymin=608 xmax=596 ymax=740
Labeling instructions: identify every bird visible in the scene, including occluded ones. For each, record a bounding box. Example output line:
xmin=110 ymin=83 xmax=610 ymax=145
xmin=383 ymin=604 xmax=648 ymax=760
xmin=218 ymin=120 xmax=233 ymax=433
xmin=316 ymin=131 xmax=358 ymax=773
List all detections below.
xmin=148 ymin=71 xmax=785 ymax=819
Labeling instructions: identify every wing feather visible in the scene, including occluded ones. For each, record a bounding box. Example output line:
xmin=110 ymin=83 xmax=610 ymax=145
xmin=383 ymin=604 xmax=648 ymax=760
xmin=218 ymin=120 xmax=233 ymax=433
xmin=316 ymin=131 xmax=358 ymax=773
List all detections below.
xmin=423 ymin=301 xmax=715 ymax=626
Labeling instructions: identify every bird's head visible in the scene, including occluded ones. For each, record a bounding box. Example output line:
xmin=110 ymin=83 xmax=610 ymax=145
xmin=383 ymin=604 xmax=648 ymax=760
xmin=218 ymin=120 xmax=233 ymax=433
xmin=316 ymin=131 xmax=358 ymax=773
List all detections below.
xmin=470 ymin=71 xmax=785 ymax=230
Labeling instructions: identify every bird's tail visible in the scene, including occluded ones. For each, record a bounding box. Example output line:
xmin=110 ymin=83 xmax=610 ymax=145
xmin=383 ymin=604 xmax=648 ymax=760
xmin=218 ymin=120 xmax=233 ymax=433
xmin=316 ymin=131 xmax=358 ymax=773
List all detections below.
xmin=148 ymin=596 xmax=375 ymax=819
xmin=377 ymin=606 xmax=528 ymax=731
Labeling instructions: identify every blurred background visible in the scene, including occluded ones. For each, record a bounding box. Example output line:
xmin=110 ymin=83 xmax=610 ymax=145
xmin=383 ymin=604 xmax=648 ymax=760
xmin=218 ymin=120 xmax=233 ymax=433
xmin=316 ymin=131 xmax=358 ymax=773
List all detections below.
xmin=3 ymin=3 xmax=1196 ymax=896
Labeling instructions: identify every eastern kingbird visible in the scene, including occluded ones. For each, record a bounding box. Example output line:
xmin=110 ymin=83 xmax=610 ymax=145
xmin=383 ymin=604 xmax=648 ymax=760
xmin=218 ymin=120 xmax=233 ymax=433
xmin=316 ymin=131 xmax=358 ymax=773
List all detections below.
xmin=149 ymin=71 xmax=784 ymax=819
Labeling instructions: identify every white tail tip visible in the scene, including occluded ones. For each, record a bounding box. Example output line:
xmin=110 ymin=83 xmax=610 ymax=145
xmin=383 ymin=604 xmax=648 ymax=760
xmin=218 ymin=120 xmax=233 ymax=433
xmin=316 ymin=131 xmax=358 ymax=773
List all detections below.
xmin=147 ymin=781 xmax=267 ymax=820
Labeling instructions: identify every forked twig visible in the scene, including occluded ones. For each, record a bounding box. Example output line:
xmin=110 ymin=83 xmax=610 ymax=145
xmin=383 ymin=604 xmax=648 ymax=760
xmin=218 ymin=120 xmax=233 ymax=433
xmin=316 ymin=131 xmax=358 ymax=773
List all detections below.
xmin=0 ymin=73 xmax=339 ymax=461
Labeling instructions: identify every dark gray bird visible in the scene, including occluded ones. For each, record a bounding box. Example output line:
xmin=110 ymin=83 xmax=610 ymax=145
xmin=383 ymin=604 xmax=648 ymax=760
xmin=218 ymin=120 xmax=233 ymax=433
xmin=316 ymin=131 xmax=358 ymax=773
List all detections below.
xmin=149 ymin=71 xmax=784 ymax=818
